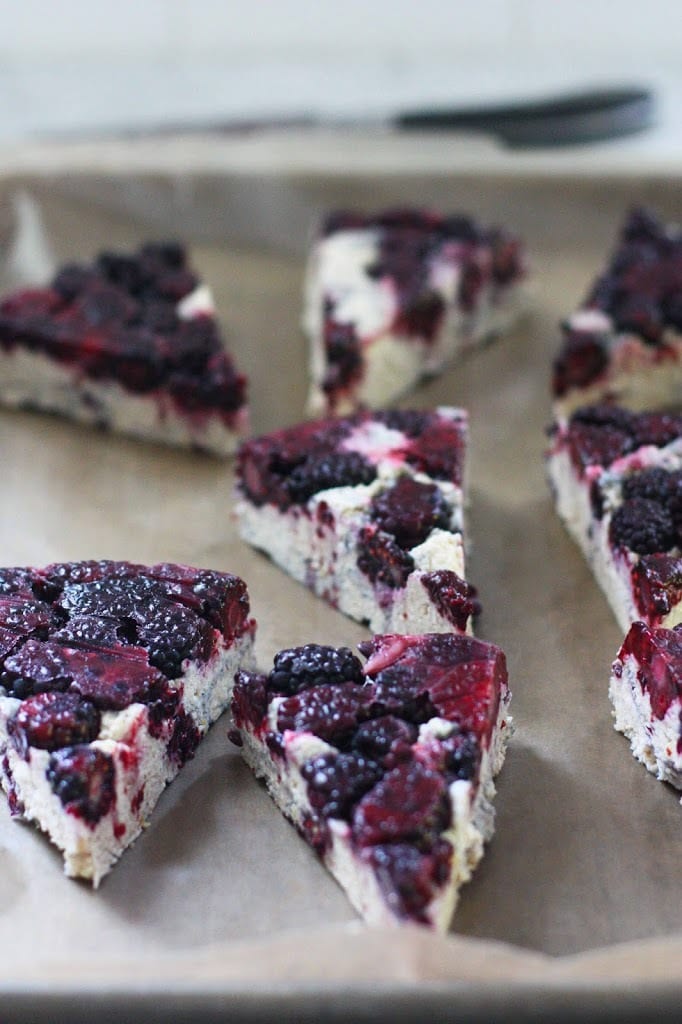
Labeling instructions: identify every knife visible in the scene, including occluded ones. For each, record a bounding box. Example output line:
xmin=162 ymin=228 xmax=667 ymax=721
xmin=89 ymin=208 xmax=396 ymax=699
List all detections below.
xmin=63 ymin=85 xmax=655 ymax=149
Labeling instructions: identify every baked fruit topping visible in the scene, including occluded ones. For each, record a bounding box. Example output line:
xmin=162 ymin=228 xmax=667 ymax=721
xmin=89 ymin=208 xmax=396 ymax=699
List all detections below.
xmin=0 ymin=243 xmax=248 ymax=454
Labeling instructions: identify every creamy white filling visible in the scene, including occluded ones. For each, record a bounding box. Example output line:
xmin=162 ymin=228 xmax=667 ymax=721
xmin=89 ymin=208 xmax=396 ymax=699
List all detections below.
xmin=237 ymin=463 xmax=468 ymax=636
xmin=176 ymin=283 xmax=216 ymax=320
xmin=238 ymin=689 xmax=511 ymax=930
xmin=610 ymin=653 xmax=682 ymax=791
xmin=0 ymin=630 xmax=255 ymax=885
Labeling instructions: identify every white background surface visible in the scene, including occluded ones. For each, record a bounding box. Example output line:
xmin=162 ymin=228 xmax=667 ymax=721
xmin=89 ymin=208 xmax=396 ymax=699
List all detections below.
xmin=0 ymin=0 xmax=680 ymax=167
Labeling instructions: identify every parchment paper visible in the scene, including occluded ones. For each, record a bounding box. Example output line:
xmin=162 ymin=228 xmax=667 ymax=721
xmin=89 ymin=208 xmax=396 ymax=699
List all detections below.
xmin=0 ymin=164 xmax=681 ymax=1019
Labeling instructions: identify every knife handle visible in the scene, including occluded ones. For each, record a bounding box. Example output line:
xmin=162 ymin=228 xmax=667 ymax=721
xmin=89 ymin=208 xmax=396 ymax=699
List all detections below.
xmin=393 ymin=86 xmax=655 ymax=147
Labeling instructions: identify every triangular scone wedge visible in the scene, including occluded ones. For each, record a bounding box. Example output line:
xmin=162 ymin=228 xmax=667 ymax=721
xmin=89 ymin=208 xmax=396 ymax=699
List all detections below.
xmin=236 ymin=408 xmax=480 ymax=635
xmin=0 ymin=559 xmax=255 ymax=884
xmin=231 ymin=632 xmax=511 ymax=930
xmin=303 ymin=207 xmax=527 ymax=415
xmin=0 ymin=242 xmax=248 ymax=455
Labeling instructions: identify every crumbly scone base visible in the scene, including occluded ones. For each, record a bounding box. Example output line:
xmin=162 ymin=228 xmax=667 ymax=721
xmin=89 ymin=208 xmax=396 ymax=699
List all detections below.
xmin=238 ymin=692 xmax=511 ymax=931
xmin=306 ymin=275 xmax=527 ymax=415
xmin=0 ymin=631 xmax=255 ymax=885
xmin=610 ymin=653 xmax=682 ymax=793
xmin=0 ymin=346 xmax=246 ymax=456
xmin=237 ymin=496 xmax=468 ymax=635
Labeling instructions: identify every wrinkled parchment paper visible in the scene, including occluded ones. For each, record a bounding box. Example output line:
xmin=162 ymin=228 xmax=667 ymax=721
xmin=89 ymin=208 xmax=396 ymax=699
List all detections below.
xmin=0 ymin=161 xmax=681 ymax=1018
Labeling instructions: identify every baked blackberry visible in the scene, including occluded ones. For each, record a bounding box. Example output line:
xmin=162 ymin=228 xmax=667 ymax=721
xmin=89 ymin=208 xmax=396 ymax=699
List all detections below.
xmin=301 ymin=751 xmax=383 ymax=820
xmin=285 ymin=452 xmax=377 ymax=504
xmin=609 ymin=497 xmax=676 ymax=555
xmin=269 ymin=644 xmax=364 ymax=696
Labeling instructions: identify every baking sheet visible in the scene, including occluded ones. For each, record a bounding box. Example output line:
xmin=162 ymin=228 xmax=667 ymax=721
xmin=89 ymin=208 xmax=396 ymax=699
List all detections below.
xmin=0 ymin=165 xmax=681 ymax=1019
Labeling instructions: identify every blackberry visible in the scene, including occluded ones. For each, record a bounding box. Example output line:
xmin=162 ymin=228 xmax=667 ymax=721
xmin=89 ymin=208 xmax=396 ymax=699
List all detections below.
xmin=301 ymin=751 xmax=382 ymax=820
xmin=552 ymin=334 xmax=609 ymax=396
xmin=0 ymin=567 xmax=39 ymax=597
xmin=284 ymin=452 xmax=377 ymax=504
xmin=57 ymin=575 xmax=165 ymax=620
xmin=351 ymin=715 xmax=418 ymax=767
xmin=3 ymin=639 xmax=75 ymax=697
xmin=570 ymin=405 xmax=635 ymax=432
xmin=323 ymin=318 xmax=363 ymax=396
xmin=440 ymin=730 xmax=480 ymax=782
xmin=139 ymin=241 xmax=186 ymax=270
xmin=352 ymin=761 xmax=451 ymax=850
xmin=276 ymin=683 xmax=374 ymax=744
xmin=610 ymin=240 xmax=658 ymax=278
xmin=609 ymin=497 xmax=676 ymax=555
xmin=631 ymin=412 xmax=682 ymax=450
xmin=421 ymin=570 xmax=481 ymax=630
xmin=458 ymin=259 xmax=484 ymax=312
xmin=491 ymin=232 xmax=523 ymax=285
xmin=622 ymin=467 xmax=675 ymax=503
xmin=403 ymin=420 xmax=465 ymax=483
xmin=9 ymin=691 xmax=100 ymax=754
xmin=0 ymin=597 xmax=57 ymax=639
xmin=399 ymin=290 xmax=444 ymax=342
xmin=153 ymin=268 xmax=198 ymax=303
xmin=441 ymin=214 xmax=479 ymax=242
xmin=231 ymin=671 xmax=269 ymax=732
xmin=321 ymin=210 xmax=368 ymax=236
xmin=377 ymin=208 xmax=441 ymax=232
xmin=622 ymin=207 xmax=663 ymax=244
xmin=51 ymin=613 xmax=138 ymax=650
xmin=612 ymin=293 xmax=663 ymax=344
xmin=568 ymin=423 xmax=632 ymax=472
xmin=73 ymin=282 xmax=138 ymax=328
xmin=632 ymin=555 xmax=682 ymax=631
xmin=356 ymin=526 xmax=415 ymax=588
xmin=375 ymin=409 xmax=429 ymax=438
xmin=135 ymin=603 xmax=213 ymax=678
xmin=47 ymin=745 xmax=115 ymax=825
xmin=663 ymin=292 xmax=682 ymax=331
xmin=138 ymin=299 xmax=178 ymax=333
xmin=51 ymin=263 xmax=94 ymax=301
xmin=166 ymin=708 xmax=201 ymax=766
xmin=96 ymin=252 xmax=147 ymax=295
xmin=269 ymin=644 xmax=364 ymax=696
xmin=370 ymin=477 xmax=452 ymax=550
xmin=70 ymin=652 xmax=170 ymax=711
xmin=370 ymin=839 xmax=452 ymax=923
xmin=372 ymin=665 xmax=436 ymax=724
